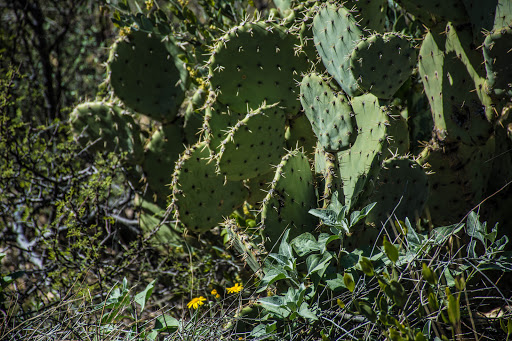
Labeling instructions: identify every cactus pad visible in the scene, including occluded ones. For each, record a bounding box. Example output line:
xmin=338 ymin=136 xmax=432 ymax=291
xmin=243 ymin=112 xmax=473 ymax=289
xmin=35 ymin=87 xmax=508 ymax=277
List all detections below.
xmin=345 ymin=0 xmax=388 ymax=32
xmin=483 ymin=27 xmax=512 ymax=99
xmin=108 ymin=30 xmax=188 ymax=122
xmin=364 ymin=157 xmax=429 ymax=225
xmin=349 ymin=33 xmax=417 ymax=99
xmin=208 ymin=21 xmax=309 ymax=113
xmin=300 ymin=73 xmax=357 ymax=152
xmin=338 ymin=94 xmax=390 ymax=209
xmin=285 ymin=112 xmax=317 ymax=157
xmin=312 ymin=3 xmax=365 ymax=97
xmin=260 ymin=149 xmax=318 ymax=249
xmin=70 ymin=101 xmax=144 ymax=164
xmin=418 ymin=32 xmax=492 ymax=145
xmin=215 ymin=105 xmax=287 ymax=181
xmin=142 ymin=124 xmax=186 ymax=202
xmin=171 ymin=142 xmax=248 ymax=233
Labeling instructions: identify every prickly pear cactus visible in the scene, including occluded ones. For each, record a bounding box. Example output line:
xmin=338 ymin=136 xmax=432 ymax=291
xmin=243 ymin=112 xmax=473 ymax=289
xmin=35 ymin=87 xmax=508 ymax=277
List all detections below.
xmin=300 ymin=73 xmax=356 ymax=152
xmin=364 ymin=157 xmax=429 ymax=225
xmin=215 ymin=104 xmax=287 ymax=181
xmin=70 ymin=101 xmax=144 ymax=165
xmin=171 ymin=142 xmax=248 ymax=233
xmin=338 ymin=94 xmax=390 ymax=209
xmin=285 ymin=112 xmax=317 ymax=156
xmin=108 ymin=30 xmax=189 ymax=122
xmin=312 ymin=3 xmax=365 ymax=97
xmin=208 ymin=21 xmax=309 ymax=113
xmin=349 ymin=33 xmax=416 ymax=99
xmin=261 ymin=149 xmax=318 ymax=248
xmin=483 ymin=27 xmax=512 ymax=99
xmin=418 ymin=31 xmax=492 ymax=145
xmin=142 ymin=123 xmax=185 ymax=203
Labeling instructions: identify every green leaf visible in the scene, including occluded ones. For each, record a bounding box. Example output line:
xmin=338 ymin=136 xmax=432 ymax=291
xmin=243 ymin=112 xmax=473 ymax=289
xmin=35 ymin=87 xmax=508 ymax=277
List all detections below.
xmin=387 ymin=280 xmax=406 ymax=308
xmin=355 ymin=300 xmax=377 ymax=322
xmin=257 ymin=269 xmax=287 ymax=292
xmin=309 ymin=208 xmax=338 ymax=226
xmin=134 ymin=279 xmax=156 ymax=313
xmin=422 ymin=263 xmax=437 ymax=286
xmin=291 ymin=233 xmax=321 ymax=257
xmin=306 ymin=252 xmax=333 ymax=277
xmin=318 ymin=233 xmax=340 ymax=254
xmin=466 ymin=211 xmax=486 ymax=245
xmin=431 ymin=224 xmax=464 ymax=245
xmin=383 ymin=237 xmax=398 ymax=264
xmin=298 ymin=302 xmax=318 ymax=321
xmin=153 ymin=314 xmax=179 ymax=332
xmin=279 ymin=229 xmax=293 ymax=259
xmin=258 ymin=296 xmax=290 ymax=318
xmin=445 ymin=288 xmax=460 ymax=326
xmin=359 ymin=257 xmax=374 ymax=276
xmin=343 ymin=272 xmax=355 ymax=293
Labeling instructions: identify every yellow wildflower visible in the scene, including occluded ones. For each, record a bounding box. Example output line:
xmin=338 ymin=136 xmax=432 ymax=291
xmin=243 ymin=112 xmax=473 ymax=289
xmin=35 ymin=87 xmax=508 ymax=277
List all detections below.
xmin=226 ymin=283 xmax=243 ymax=294
xmin=145 ymin=0 xmax=154 ymax=11
xmin=211 ymin=289 xmax=220 ymax=299
xmin=187 ymin=296 xmax=206 ymax=309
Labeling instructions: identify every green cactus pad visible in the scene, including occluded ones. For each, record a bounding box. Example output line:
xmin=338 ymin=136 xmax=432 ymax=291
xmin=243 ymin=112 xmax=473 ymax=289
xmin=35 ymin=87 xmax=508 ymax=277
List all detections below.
xmin=285 ymin=112 xmax=317 ymax=157
xmin=349 ymin=33 xmax=417 ymax=99
xmin=364 ymin=157 xmax=429 ymax=225
xmin=203 ymin=102 xmax=247 ymax=151
xmin=171 ymin=142 xmax=248 ymax=233
xmin=463 ymin=0 xmax=512 ymax=42
xmin=260 ymin=149 xmax=318 ymax=249
xmin=300 ymin=73 xmax=357 ymax=152
xmin=418 ymin=32 xmax=492 ymax=145
xmin=142 ymin=124 xmax=186 ymax=202
xmin=395 ymin=0 xmax=469 ymax=26
xmin=312 ymin=3 xmax=365 ymax=97
xmin=208 ymin=21 xmax=309 ymax=113
xmin=215 ymin=105 xmax=287 ymax=181
xmin=245 ymin=171 xmax=275 ymax=207
xmin=418 ymin=138 xmax=495 ymax=225
xmin=338 ymin=94 xmax=390 ymax=209
xmin=344 ymin=0 xmax=388 ymax=32
xmin=385 ymin=112 xmax=410 ymax=158
xmin=108 ymin=30 xmax=189 ymax=122
xmin=70 ymin=101 xmax=144 ymax=164
xmin=483 ymin=27 xmax=512 ymax=99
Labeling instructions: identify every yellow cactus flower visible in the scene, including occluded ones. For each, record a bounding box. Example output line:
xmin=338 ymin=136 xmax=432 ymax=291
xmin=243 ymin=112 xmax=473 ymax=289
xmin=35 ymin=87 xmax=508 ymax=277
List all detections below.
xmin=187 ymin=296 xmax=206 ymax=309
xmin=226 ymin=283 xmax=243 ymax=294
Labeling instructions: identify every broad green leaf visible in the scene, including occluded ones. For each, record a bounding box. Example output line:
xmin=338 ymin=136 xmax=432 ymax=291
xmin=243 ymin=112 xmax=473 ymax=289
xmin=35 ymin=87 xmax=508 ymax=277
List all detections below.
xmin=279 ymin=229 xmax=293 ymax=259
xmin=431 ymin=224 xmax=464 ymax=245
xmin=343 ymin=272 xmax=355 ymax=292
xmin=258 ymin=296 xmax=290 ymax=318
xmin=309 ymin=208 xmax=338 ymax=226
xmin=350 ymin=202 xmax=376 ymax=227
xmin=466 ymin=211 xmax=486 ymax=245
xmin=257 ymin=269 xmax=287 ymax=292
xmin=306 ymin=252 xmax=333 ymax=277
xmin=267 ymin=253 xmax=294 ymax=271
xmin=134 ymin=279 xmax=156 ymax=313
xmin=422 ymin=263 xmax=437 ymax=286
xmin=153 ymin=314 xmax=179 ymax=332
xmin=359 ymin=257 xmax=374 ymax=276
xmin=443 ymin=268 xmax=456 ymax=287
xmin=298 ymin=302 xmax=318 ymax=321
xmin=291 ymin=233 xmax=321 ymax=257
xmin=387 ymin=280 xmax=406 ymax=308
xmin=318 ymin=233 xmax=341 ymax=254
xmin=383 ymin=237 xmax=398 ymax=264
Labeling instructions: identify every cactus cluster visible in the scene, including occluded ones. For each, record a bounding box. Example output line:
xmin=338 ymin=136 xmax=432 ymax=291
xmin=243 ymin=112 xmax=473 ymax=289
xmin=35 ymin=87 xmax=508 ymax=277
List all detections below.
xmin=71 ymin=0 xmax=512 ymax=252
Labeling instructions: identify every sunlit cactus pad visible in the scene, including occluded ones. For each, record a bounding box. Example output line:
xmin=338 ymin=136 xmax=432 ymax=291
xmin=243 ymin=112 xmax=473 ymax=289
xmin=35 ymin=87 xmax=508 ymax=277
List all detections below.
xmin=208 ymin=21 xmax=309 ymax=113
xmin=215 ymin=104 xmax=287 ymax=181
xmin=300 ymin=73 xmax=356 ymax=152
xmin=171 ymin=142 xmax=248 ymax=233
xmin=261 ymin=149 xmax=318 ymax=248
